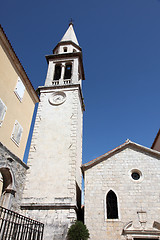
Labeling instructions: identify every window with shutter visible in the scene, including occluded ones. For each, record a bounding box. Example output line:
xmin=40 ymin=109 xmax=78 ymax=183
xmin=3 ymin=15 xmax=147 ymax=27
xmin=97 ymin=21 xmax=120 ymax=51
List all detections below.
xmin=11 ymin=121 xmax=23 ymax=146
xmin=14 ymin=77 xmax=25 ymax=101
xmin=0 ymin=98 xmax=7 ymax=126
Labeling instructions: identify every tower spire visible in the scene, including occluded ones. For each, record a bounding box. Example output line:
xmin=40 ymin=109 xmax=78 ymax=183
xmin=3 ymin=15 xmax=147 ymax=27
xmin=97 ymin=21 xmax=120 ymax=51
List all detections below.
xmin=60 ymin=22 xmax=79 ymax=46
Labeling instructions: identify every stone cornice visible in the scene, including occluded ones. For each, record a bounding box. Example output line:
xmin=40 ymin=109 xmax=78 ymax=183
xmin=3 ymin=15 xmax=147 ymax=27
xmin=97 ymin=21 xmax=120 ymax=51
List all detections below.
xmin=53 ymin=41 xmax=82 ymax=52
xmin=21 ymin=203 xmax=78 ymax=211
xmin=37 ymin=84 xmax=85 ymax=111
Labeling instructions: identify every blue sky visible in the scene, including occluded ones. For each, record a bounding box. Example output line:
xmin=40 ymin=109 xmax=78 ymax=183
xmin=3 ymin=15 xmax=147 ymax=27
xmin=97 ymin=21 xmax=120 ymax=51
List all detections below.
xmin=1 ymin=0 xmax=160 ymax=164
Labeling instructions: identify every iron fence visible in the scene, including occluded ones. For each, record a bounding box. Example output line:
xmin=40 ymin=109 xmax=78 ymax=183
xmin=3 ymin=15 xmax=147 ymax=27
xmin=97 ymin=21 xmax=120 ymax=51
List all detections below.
xmin=0 ymin=206 xmax=44 ymax=240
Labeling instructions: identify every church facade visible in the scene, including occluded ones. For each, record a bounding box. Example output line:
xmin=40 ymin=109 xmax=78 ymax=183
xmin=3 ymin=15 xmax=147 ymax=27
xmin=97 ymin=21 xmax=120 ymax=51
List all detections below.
xmin=82 ymin=140 xmax=160 ymax=240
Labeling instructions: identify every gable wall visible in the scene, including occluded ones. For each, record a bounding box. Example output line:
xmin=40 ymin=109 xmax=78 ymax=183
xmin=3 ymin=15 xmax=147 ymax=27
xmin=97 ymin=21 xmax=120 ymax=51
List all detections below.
xmin=84 ymin=147 xmax=160 ymax=240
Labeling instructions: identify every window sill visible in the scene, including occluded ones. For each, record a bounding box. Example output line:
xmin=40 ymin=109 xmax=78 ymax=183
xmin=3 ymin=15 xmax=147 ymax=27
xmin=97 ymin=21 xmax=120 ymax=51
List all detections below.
xmin=105 ymin=219 xmax=120 ymax=222
xmin=14 ymin=91 xmax=23 ymax=102
xmin=11 ymin=136 xmax=20 ymax=147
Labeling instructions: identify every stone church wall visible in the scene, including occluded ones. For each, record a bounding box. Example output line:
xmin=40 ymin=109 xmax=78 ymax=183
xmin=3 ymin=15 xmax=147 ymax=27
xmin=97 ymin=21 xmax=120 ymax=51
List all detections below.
xmin=84 ymin=146 xmax=160 ymax=240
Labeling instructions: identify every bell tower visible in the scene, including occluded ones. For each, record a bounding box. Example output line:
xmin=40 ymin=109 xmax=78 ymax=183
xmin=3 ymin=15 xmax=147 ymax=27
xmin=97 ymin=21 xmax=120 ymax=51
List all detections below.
xmin=21 ymin=23 xmax=85 ymax=240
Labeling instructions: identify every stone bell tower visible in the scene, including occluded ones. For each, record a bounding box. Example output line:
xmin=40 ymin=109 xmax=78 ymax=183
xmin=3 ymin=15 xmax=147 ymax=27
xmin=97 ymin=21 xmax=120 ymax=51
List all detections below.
xmin=21 ymin=23 xmax=85 ymax=240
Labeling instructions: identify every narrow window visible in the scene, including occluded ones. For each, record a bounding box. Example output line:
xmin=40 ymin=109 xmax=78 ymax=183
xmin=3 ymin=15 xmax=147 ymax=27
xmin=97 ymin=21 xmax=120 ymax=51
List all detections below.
xmin=54 ymin=65 xmax=62 ymax=80
xmin=63 ymin=47 xmax=67 ymax=52
xmin=0 ymin=98 xmax=7 ymax=126
xmin=11 ymin=121 xmax=23 ymax=146
xmin=106 ymin=190 xmax=118 ymax=219
xmin=64 ymin=64 xmax=72 ymax=79
xmin=14 ymin=77 xmax=25 ymax=101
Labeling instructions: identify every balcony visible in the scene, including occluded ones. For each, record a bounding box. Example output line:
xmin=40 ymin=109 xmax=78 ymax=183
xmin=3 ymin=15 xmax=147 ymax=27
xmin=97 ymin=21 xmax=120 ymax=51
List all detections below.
xmin=63 ymin=79 xmax=71 ymax=84
xmin=52 ymin=79 xmax=71 ymax=86
xmin=52 ymin=80 xmax=59 ymax=85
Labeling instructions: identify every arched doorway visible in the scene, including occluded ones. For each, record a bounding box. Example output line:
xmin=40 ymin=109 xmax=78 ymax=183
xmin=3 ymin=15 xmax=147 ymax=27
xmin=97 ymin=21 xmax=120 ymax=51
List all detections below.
xmin=0 ymin=167 xmax=15 ymax=209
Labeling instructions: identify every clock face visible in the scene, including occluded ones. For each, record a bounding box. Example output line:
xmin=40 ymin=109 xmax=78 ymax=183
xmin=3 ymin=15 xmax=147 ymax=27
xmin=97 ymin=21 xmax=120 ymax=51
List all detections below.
xmin=49 ymin=91 xmax=66 ymax=105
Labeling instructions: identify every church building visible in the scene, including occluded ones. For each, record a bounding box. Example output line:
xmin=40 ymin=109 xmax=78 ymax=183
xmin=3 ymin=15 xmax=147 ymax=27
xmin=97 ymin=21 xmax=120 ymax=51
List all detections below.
xmin=1 ymin=22 xmax=160 ymax=240
xmin=20 ymin=23 xmax=160 ymax=240
xmin=82 ymin=139 xmax=160 ymax=240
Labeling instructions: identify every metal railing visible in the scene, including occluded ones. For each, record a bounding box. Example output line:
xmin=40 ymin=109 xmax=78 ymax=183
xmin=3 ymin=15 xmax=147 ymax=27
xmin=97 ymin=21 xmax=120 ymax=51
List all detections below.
xmin=0 ymin=206 xmax=44 ymax=240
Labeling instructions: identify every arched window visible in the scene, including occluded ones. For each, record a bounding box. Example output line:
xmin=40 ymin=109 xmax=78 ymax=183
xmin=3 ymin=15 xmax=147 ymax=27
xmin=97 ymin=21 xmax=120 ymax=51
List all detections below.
xmin=106 ymin=190 xmax=118 ymax=219
xmin=54 ymin=65 xmax=61 ymax=80
xmin=64 ymin=64 xmax=72 ymax=79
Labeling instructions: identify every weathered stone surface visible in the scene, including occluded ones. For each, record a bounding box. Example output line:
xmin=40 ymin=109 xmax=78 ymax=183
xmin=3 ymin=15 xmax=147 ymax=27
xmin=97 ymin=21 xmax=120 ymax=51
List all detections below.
xmin=21 ymin=24 xmax=84 ymax=239
xmin=21 ymin=85 xmax=83 ymax=239
xmin=21 ymin=208 xmax=76 ymax=240
xmin=84 ymin=145 xmax=160 ymax=240
xmin=0 ymin=142 xmax=28 ymax=212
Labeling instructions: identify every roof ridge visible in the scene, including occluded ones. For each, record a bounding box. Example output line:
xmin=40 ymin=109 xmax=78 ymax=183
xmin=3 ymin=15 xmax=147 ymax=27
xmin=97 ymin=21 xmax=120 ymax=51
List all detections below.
xmin=82 ymin=140 xmax=160 ymax=172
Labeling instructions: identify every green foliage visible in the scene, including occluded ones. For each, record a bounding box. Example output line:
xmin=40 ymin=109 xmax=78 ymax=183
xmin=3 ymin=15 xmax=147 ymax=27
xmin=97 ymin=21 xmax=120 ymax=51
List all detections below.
xmin=67 ymin=221 xmax=90 ymax=240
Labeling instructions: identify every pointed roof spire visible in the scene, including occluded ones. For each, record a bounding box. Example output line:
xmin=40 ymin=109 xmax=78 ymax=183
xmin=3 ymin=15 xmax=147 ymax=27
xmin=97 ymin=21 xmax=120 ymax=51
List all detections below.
xmin=60 ymin=22 xmax=79 ymax=46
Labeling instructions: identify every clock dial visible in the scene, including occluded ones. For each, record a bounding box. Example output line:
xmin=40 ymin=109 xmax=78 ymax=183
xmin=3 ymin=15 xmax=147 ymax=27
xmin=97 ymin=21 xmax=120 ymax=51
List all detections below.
xmin=49 ymin=91 xmax=66 ymax=105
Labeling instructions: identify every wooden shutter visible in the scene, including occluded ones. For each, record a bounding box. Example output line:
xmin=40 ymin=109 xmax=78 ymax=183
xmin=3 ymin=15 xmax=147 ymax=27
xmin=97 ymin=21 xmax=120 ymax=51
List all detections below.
xmin=0 ymin=98 xmax=7 ymax=125
xmin=12 ymin=121 xmax=23 ymax=145
xmin=14 ymin=77 xmax=25 ymax=101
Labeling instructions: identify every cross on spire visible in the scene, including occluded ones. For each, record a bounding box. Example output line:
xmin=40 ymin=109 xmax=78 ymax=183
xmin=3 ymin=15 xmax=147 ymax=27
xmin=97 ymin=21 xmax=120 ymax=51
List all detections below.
xmin=69 ymin=18 xmax=74 ymax=26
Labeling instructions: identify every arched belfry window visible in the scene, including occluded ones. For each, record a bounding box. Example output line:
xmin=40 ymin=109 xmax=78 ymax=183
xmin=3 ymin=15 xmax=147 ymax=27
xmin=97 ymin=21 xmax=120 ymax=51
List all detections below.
xmin=64 ymin=64 xmax=72 ymax=79
xmin=54 ymin=64 xmax=61 ymax=80
xmin=106 ymin=190 xmax=118 ymax=219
